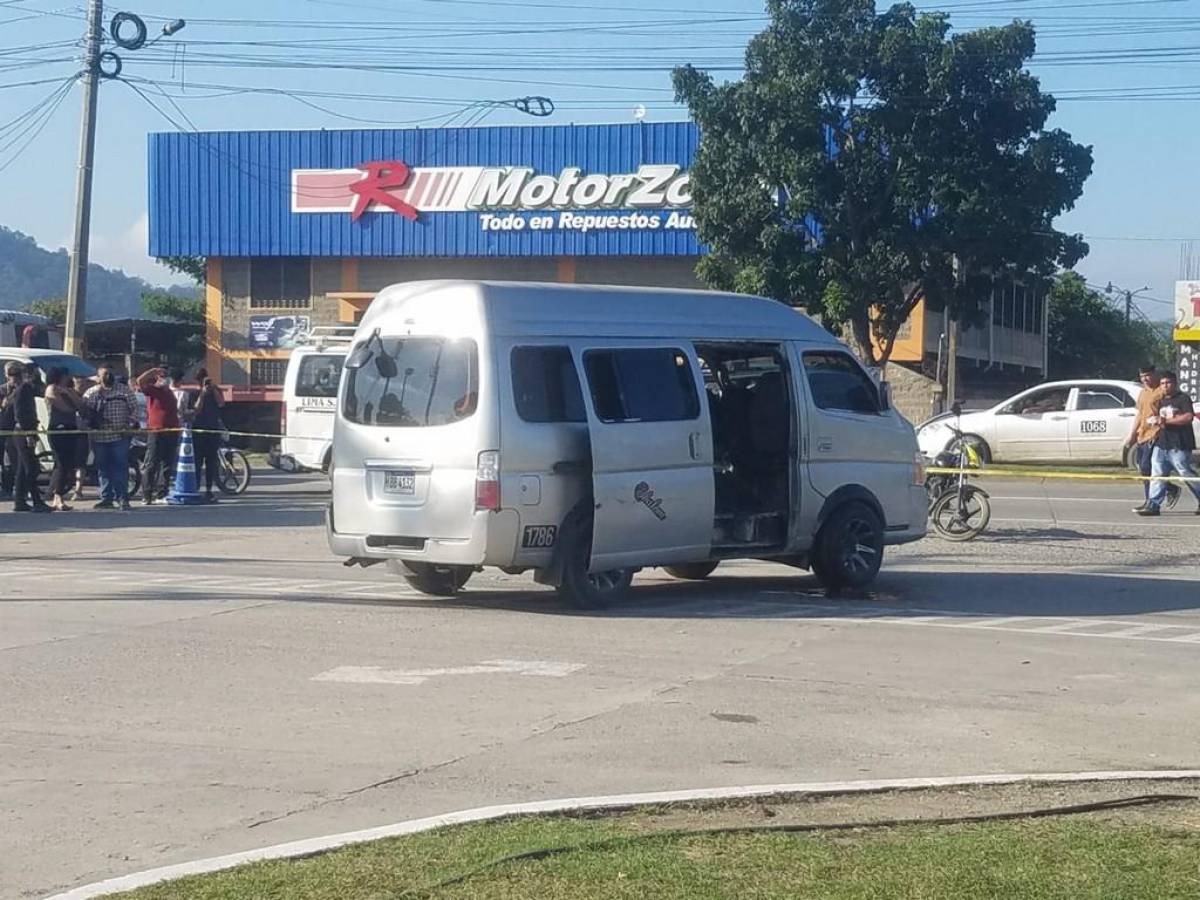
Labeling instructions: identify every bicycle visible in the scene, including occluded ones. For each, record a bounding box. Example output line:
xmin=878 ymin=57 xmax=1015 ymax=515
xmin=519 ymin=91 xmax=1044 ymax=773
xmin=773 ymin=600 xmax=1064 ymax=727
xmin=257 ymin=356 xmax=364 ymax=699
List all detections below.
xmin=215 ymin=434 xmax=251 ymax=495
xmin=925 ymin=404 xmax=991 ymax=541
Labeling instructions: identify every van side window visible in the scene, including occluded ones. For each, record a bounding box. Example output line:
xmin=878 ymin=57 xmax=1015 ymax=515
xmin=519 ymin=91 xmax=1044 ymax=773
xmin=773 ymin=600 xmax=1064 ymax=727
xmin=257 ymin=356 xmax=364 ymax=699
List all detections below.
xmin=583 ymin=348 xmax=700 ymax=423
xmin=511 ymin=347 xmax=586 ymax=423
xmin=295 ymin=354 xmax=344 ymax=399
xmin=803 ymin=351 xmax=880 ymax=415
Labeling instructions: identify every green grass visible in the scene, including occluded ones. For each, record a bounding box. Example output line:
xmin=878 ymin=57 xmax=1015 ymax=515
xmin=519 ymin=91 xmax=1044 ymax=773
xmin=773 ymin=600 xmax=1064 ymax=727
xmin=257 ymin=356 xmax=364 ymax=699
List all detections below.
xmin=111 ymin=815 xmax=1200 ymax=900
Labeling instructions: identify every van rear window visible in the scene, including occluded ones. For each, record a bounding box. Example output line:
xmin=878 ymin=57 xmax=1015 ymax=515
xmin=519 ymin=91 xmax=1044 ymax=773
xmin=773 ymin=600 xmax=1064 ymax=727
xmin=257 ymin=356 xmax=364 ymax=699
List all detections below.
xmin=343 ymin=338 xmax=478 ymax=427
xmin=295 ymin=354 xmax=344 ymax=399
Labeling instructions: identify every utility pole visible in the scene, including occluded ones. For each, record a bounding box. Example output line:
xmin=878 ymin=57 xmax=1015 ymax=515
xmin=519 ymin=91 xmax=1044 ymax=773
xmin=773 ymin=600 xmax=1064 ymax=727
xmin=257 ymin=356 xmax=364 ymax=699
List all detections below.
xmin=64 ymin=0 xmax=104 ymax=356
xmin=1124 ymin=289 xmax=1132 ymax=325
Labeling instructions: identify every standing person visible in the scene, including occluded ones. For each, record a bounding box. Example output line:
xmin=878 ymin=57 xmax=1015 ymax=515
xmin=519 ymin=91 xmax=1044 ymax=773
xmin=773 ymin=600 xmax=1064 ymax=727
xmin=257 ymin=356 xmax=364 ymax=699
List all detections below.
xmin=70 ymin=375 xmax=93 ymax=500
xmin=169 ymin=368 xmax=193 ymax=424
xmin=136 ymin=366 xmax=181 ymax=505
xmin=1 ymin=361 xmax=52 ymax=512
xmin=191 ymin=369 xmax=225 ymax=503
xmin=1137 ymin=371 xmax=1200 ymax=516
xmin=84 ymin=367 xmax=138 ymax=510
xmin=44 ymin=366 xmax=86 ymax=511
xmin=1126 ymin=365 xmax=1180 ymax=512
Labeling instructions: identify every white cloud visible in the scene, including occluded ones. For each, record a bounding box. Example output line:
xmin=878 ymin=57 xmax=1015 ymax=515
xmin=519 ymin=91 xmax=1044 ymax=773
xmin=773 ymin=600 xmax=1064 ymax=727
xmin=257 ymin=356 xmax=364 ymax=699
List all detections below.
xmin=87 ymin=213 xmax=189 ymax=286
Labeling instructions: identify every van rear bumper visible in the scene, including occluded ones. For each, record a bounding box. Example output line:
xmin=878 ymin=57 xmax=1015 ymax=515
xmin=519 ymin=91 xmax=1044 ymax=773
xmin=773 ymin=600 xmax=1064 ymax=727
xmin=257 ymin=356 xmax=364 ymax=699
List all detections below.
xmin=325 ymin=504 xmax=518 ymax=566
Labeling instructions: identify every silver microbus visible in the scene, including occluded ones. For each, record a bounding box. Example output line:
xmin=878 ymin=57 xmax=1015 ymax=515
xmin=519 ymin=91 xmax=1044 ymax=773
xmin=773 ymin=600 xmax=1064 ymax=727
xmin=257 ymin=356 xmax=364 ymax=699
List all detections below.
xmin=327 ymin=281 xmax=927 ymax=607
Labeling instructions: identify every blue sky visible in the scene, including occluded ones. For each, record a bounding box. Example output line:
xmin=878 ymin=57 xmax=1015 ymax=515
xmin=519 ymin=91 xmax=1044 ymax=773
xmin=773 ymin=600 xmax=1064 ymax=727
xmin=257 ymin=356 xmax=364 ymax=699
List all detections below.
xmin=1 ymin=0 xmax=1197 ymax=320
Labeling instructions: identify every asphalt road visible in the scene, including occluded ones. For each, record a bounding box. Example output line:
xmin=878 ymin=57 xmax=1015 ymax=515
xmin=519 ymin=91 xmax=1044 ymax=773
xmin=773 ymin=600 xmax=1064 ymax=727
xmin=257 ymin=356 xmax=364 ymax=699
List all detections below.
xmin=2 ymin=472 xmax=1199 ymax=898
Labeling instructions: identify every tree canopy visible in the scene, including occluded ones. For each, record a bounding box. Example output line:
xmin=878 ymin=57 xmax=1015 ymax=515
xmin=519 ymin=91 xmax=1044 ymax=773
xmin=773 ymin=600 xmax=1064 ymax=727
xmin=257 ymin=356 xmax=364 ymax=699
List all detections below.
xmin=1047 ymin=273 xmax=1172 ymax=380
xmin=673 ymin=0 xmax=1093 ymax=364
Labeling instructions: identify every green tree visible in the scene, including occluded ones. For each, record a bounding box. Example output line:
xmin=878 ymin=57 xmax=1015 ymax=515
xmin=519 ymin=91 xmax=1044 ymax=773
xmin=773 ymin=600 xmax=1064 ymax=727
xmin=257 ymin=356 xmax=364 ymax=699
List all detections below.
xmin=673 ymin=0 xmax=1093 ymax=364
xmin=141 ymin=291 xmax=205 ymax=366
xmin=157 ymin=256 xmax=207 ymax=285
xmin=1047 ymin=273 xmax=1172 ymax=380
xmin=25 ymin=297 xmax=67 ymax=323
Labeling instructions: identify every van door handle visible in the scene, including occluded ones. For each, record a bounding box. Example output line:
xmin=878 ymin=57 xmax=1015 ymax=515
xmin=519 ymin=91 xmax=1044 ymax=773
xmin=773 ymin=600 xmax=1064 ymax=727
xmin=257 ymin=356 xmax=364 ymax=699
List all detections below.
xmin=1049 ymin=415 xmax=1068 ymax=421
xmin=552 ymin=460 xmax=587 ymax=475
xmin=688 ymin=432 xmax=702 ymax=460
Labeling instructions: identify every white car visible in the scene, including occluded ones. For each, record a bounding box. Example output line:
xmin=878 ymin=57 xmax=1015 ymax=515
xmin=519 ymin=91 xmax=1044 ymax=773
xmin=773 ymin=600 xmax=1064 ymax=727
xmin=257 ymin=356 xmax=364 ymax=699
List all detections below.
xmin=917 ymin=379 xmax=1151 ymax=466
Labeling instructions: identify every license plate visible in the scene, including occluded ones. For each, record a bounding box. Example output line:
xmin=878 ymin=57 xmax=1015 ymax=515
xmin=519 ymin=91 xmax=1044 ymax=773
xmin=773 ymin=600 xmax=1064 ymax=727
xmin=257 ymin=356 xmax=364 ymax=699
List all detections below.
xmin=384 ymin=471 xmax=416 ymax=494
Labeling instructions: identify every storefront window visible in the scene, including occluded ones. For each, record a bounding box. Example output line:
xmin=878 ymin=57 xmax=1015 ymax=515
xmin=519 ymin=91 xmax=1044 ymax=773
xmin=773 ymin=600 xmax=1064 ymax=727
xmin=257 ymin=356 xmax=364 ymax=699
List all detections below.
xmin=250 ymin=258 xmax=312 ymax=309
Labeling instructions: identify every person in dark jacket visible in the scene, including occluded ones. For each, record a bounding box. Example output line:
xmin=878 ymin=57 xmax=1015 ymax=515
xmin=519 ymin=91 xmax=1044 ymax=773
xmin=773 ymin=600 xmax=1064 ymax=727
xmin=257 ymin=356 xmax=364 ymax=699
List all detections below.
xmin=1 ymin=361 xmax=52 ymax=512
xmin=191 ymin=369 xmax=225 ymax=503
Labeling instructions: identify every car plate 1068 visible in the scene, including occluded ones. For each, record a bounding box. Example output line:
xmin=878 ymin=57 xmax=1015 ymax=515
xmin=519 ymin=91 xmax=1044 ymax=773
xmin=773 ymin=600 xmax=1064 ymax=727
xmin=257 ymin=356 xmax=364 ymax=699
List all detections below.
xmin=384 ymin=471 xmax=416 ymax=494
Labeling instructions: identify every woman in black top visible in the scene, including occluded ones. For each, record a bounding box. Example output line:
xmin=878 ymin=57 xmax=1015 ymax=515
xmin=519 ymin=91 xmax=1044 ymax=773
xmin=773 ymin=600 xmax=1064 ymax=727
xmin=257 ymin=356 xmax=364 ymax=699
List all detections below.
xmin=45 ymin=366 xmax=86 ymax=510
xmin=191 ymin=369 xmax=225 ymax=502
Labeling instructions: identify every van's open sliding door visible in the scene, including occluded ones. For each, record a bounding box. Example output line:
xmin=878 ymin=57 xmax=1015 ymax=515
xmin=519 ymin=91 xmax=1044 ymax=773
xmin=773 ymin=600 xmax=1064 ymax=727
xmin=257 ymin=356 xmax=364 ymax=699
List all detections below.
xmin=572 ymin=342 xmax=715 ymax=572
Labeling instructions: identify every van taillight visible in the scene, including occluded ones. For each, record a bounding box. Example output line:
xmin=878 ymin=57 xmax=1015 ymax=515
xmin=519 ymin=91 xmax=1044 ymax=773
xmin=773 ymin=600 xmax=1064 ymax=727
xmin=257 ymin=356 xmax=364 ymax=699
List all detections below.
xmin=475 ymin=450 xmax=500 ymax=511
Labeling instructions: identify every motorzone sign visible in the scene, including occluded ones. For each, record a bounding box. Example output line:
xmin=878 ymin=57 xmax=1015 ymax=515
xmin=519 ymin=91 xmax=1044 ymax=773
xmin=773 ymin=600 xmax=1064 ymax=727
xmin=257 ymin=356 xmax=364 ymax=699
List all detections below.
xmin=292 ymin=162 xmax=692 ymax=220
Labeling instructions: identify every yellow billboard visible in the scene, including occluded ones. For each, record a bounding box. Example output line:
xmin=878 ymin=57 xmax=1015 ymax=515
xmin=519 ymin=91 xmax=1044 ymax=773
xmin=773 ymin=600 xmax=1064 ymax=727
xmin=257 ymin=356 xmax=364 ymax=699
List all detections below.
xmin=1175 ymin=281 xmax=1200 ymax=342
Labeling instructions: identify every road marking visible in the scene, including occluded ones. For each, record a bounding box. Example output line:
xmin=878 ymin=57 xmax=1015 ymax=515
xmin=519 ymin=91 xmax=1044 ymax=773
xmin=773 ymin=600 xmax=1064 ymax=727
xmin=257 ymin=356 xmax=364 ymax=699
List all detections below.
xmin=991 ymin=516 xmax=1200 ymax=529
xmin=312 ymin=659 xmax=585 ymax=686
xmin=1099 ymin=623 xmax=1182 ymax=638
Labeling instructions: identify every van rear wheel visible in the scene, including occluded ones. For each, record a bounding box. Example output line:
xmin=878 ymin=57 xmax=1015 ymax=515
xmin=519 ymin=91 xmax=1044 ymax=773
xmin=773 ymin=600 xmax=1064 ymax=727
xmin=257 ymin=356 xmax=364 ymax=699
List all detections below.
xmin=663 ymin=561 xmax=719 ymax=581
xmin=556 ymin=517 xmax=633 ymax=610
xmin=389 ymin=561 xmax=472 ymax=597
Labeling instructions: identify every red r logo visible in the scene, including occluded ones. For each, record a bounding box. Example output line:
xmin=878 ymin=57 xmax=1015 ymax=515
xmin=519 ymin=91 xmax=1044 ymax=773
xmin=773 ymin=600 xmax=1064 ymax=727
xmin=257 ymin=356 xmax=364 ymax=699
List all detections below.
xmin=349 ymin=161 xmax=418 ymax=222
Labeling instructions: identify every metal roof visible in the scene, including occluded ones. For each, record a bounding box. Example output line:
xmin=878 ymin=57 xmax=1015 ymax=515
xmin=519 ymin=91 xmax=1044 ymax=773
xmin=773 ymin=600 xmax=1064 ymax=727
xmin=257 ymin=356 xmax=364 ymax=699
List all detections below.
xmin=148 ymin=122 xmax=702 ymax=259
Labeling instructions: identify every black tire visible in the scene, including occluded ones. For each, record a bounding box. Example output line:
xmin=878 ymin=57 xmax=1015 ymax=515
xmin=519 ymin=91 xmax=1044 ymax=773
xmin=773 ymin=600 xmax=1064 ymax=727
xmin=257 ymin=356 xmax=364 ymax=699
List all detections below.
xmin=35 ymin=451 xmax=54 ymax=490
xmin=556 ymin=515 xmax=633 ymax=609
xmin=664 ymin=561 xmax=720 ymax=581
xmin=1123 ymin=444 xmax=1139 ymax=471
xmin=930 ymin=486 xmax=991 ymax=542
xmin=217 ymin=449 xmax=251 ymax=495
xmin=812 ymin=502 xmax=885 ymax=591
xmin=949 ymin=434 xmax=991 ymax=465
xmin=388 ymin=560 xmax=472 ymax=597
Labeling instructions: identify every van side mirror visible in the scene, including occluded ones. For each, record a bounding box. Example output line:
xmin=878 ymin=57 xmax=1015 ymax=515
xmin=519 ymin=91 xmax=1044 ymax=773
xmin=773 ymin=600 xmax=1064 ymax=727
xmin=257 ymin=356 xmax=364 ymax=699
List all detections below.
xmin=878 ymin=381 xmax=892 ymax=412
xmin=951 ymin=401 xmax=963 ymax=417
xmin=374 ymin=353 xmax=398 ymax=379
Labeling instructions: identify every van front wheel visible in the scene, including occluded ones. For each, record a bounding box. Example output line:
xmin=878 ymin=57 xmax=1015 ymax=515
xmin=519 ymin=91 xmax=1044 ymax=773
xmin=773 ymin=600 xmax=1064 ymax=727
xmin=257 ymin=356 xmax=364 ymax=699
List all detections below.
xmin=389 ymin=561 xmax=472 ymax=597
xmin=812 ymin=502 xmax=884 ymax=591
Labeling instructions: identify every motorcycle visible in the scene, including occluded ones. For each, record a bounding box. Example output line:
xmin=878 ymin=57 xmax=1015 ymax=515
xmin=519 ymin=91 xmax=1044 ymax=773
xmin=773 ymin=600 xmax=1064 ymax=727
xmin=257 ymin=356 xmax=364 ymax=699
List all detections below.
xmin=924 ymin=403 xmax=991 ymax=541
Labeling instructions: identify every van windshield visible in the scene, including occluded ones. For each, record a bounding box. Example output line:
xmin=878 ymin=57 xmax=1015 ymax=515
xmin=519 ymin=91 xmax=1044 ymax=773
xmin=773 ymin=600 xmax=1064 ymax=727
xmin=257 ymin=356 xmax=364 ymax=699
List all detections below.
xmin=343 ymin=337 xmax=478 ymax=427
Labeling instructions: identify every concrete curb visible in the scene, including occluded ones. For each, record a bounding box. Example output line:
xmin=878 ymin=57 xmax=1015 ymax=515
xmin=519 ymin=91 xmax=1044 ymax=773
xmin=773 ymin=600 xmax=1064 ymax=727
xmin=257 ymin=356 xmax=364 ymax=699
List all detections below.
xmin=46 ymin=769 xmax=1200 ymax=899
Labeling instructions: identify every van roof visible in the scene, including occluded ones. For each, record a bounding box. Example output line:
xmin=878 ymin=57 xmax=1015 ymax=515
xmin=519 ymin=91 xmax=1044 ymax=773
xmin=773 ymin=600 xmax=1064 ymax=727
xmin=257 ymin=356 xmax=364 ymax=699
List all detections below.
xmin=361 ymin=281 xmax=838 ymax=343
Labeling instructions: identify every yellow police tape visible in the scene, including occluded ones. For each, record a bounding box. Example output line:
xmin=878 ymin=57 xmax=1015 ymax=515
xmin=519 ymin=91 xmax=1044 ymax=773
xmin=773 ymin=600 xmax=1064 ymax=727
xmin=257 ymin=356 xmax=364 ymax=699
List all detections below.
xmin=926 ymin=466 xmax=1200 ymax=484
xmin=3 ymin=427 xmax=1198 ymax=484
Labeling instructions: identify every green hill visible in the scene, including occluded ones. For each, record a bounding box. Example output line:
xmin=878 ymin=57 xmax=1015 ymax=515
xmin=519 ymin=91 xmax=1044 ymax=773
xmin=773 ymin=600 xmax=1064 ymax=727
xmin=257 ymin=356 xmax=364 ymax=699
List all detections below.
xmin=0 ymin=225 xmax=195 ymax=320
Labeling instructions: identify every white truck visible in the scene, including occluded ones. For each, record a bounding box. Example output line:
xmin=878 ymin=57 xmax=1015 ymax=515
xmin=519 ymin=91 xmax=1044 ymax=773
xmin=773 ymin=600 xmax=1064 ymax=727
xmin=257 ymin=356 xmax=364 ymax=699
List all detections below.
xmin=270 ymin=327 xmax=354 ymax=474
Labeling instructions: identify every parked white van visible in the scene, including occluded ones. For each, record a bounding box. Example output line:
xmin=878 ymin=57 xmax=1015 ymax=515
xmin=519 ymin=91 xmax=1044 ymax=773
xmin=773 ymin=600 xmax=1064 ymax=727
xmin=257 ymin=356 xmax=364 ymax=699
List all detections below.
xmin=275 ymin=327 xmax=354 ymax=473
xmin=0 ymin=346 xmax=95 ymax=453
xmin=327 ymin=281 xmax=927 ymax=607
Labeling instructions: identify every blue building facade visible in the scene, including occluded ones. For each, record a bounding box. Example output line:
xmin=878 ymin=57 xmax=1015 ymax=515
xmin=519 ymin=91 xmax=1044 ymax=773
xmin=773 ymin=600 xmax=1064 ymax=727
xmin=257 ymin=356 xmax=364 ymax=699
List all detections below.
xmin=147 ymin=121 xmax=705 ymax=387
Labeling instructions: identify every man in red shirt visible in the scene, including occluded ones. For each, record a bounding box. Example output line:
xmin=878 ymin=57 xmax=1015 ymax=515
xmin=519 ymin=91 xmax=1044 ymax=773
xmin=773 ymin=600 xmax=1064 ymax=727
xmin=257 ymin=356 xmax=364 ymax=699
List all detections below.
xmin=136 ymin=367 xmax=181 ymax=504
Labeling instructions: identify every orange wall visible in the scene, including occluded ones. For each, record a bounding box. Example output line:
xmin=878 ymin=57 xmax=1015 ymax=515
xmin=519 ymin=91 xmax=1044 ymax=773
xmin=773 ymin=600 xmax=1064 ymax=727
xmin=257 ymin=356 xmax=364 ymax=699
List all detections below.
xmin=872 ymin=298 xmax=925 ymax=363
